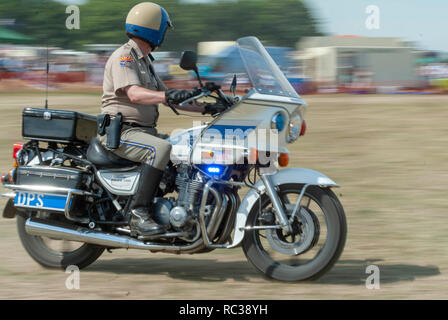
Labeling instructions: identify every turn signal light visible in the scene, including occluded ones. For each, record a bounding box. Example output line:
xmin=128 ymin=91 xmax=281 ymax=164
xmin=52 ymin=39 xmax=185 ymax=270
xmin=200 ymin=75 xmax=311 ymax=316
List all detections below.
xmin=248 ymin=148 xmax=258 ymax=164
xmin=279 ymin=153 xmax=289 ymax=167
xmin=12 ymin=143 xmax=23 ymax=168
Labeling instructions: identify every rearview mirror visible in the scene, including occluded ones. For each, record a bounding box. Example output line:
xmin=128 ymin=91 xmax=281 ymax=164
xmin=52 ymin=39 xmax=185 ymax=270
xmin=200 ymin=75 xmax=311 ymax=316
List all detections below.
xmin=179 ymin=50 xmax=198 ymax=71
xmin=179 ymin=50 xmax=204 ymax=87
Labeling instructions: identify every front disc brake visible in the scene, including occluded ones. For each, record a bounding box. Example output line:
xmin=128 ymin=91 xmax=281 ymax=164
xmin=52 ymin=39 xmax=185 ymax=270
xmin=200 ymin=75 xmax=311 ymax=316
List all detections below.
xmin=266 ymin=206 xmax=320 ymax=256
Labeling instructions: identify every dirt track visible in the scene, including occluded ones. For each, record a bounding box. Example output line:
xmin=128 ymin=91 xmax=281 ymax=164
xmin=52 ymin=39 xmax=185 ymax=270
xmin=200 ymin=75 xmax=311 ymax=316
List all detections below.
xmin=0 ymin=93 xmax=447 ymax=299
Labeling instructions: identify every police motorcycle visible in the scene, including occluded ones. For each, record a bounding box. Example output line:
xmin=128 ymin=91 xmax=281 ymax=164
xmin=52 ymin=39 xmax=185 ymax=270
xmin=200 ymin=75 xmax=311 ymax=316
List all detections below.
xmin=1 ymin=37 xmax=346 ymax=281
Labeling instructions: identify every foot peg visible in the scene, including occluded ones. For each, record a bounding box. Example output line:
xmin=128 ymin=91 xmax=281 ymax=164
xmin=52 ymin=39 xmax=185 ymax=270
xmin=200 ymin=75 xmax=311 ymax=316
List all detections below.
xmin=130 ymin=208 xmax=166 ymax=237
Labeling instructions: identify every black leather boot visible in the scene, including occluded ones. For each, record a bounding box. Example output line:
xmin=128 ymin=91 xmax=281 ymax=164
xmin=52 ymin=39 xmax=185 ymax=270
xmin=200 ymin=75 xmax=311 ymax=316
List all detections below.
xmin=129 ymin=164 xmax=166 ymax=237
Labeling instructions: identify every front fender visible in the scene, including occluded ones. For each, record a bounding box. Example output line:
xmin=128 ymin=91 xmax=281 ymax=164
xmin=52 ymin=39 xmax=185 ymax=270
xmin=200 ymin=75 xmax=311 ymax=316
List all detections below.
xmin=230 ymin=168 xmax=338 ymax=248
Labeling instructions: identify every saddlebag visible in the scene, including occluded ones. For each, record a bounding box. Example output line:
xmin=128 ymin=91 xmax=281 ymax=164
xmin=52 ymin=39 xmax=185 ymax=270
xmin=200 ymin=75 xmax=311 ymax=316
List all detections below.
xmin=11 ymin=166 xmax=91 ymax=213
xmin=16 ymin=166 xmax=90 ymax=190
xmin=22 ymin=108 xmax=97 ymax=144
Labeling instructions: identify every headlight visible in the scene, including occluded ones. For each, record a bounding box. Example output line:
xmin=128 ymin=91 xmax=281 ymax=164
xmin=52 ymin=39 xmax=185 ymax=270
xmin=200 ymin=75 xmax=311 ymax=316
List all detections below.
xmin=271 ymin=112 xmax=285 ymax=131
xmin=287 ymin=112 xmax=301 ymax=143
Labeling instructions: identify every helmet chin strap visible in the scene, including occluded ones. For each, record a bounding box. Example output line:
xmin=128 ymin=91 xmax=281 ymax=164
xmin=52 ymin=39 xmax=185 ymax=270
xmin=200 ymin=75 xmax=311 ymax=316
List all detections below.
xmin=148 ymin=44 xmax=157 ymax=61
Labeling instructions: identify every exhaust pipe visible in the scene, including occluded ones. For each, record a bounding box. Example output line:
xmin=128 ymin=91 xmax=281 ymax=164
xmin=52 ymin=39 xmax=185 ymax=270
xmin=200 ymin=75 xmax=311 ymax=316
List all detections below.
xmin=25 ymin=218 xmax=202 ymax=252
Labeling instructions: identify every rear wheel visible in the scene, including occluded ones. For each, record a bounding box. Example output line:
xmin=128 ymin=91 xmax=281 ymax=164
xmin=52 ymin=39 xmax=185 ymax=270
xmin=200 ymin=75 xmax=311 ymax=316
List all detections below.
xmin=16 ymin=212 xmax=104 ymax=269
xmin=242 ymin=184 xmax=347 ymax=281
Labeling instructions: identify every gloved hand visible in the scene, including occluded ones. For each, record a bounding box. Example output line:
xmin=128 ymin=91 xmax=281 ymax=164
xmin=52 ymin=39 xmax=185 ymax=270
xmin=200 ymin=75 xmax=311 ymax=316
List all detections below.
xmin=165 ymin=88 xmax=194 ymax=105
xmin=202 ymin=102 xmax=227 ymax=116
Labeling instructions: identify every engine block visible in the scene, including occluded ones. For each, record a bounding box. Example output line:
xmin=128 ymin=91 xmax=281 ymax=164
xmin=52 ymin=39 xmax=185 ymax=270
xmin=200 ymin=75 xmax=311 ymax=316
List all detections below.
xmin=175 ymin=171 xmax=203 ymax=211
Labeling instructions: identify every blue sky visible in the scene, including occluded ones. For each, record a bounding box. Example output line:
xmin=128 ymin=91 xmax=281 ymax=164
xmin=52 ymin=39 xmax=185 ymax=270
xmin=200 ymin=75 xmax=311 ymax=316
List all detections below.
xmin=304 ymin=0 xmax=447 ymax=52
xmin=183 ymin=0 xmax=448 ymax=52
xmin=55 ymin=0 xmax=448 ymax=52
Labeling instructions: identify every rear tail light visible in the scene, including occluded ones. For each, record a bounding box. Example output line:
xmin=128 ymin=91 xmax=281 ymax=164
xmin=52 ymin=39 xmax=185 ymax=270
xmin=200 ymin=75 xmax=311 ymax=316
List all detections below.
xmin=300 ymin=120 xmax=307 ymax=136
xmin=13 ymin=143 xmax=23 ymax=160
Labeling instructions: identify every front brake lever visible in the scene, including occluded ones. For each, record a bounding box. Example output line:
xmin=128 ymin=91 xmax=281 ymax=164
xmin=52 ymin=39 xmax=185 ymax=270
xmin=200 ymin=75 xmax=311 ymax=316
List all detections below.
xmin=178 ymin=91 xmax=210 ymax=107
xmin=167 ymin=101 xmax=180 ymax=115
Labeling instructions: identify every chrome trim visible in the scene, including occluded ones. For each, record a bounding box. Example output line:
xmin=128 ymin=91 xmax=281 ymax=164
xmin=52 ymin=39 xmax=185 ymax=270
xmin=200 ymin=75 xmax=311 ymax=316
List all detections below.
xmin=115 ymin=227 xmax=131 ymax=235
xmin=259 ymin=173 xmax=291 ymax=233
xmin=198 ymin=181 xmax=228 ymax=248
xmin=96 ymin=170 xmax=140 ymax=196
xmin=64 ymin=189 xmax=89 ymax=223
xmin=25 ymin=218 xmax=206 ymax=252
xmin=248 ymin=92 xmax=305 ymax=105
xmin=4 ymin=184 xmax=91 ymax=195
xmin=216 ymin=191 xmax=239 ymax=244
xmin=197 ymin=180 xmax=241 ymax=249
xmin=23 ymin=184 xmax=229 ymax=253
xmin=289 ymin=183 xmax=312 ymax=223
xmin=138 ymin=231 xmax=190 ymax=240
xmin=207 ymin=187 xmax=225 ymax=239
xmin=239 ymin=225 xmax=282 ymax=231
xmin=1 ymin=192 xmax=16 ymax=199
xmin=193 ymin=178 xmax=257 ymax=249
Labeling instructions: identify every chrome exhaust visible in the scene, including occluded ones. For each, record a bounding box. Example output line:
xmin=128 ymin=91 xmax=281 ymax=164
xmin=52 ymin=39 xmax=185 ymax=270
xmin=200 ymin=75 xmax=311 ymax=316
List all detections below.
xmin=25 ymin=218 xmax=203 ymax=252
xmin=24 ymin=185 xmax=229 ymax=253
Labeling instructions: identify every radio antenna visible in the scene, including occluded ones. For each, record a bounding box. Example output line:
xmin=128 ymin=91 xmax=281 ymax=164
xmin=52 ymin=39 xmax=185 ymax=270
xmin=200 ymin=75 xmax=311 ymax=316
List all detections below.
xmin=44 ymin=40 xmax=49 ymax=109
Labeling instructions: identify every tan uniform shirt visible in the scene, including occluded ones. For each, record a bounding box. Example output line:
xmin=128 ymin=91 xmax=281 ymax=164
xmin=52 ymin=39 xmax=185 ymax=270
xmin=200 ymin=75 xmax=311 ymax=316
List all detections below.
xmin=101 ymin=39 xmax=167 ymax=127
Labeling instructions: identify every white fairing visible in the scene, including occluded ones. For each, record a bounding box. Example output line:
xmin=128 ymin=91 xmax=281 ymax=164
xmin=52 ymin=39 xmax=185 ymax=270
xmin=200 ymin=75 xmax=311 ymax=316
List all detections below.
xmin=97 ymin=170 xmax=140 ymax=196
xmin=166 ymin=94 xmax=306 ymax=166
xmin=229 ymin=168 xmax=338 ymax=248
xmin=168 ymin=125 xmax=206 ymax=164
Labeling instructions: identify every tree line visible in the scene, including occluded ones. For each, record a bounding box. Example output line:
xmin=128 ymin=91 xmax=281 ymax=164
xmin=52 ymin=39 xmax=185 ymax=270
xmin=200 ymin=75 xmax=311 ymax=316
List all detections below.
xmin=1 ymin=0 xmax=322 ymax=51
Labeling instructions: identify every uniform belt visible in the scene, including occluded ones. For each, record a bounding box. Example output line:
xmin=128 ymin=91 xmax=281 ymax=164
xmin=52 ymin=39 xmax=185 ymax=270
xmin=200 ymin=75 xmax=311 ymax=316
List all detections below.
xmin=123 ymin=122 xmax=155 ymax=128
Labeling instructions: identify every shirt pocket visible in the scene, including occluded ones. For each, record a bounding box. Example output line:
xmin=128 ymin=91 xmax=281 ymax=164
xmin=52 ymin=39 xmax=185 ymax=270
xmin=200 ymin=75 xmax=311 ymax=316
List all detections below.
xmin=137 ymin=61 xmax=158 ymax=90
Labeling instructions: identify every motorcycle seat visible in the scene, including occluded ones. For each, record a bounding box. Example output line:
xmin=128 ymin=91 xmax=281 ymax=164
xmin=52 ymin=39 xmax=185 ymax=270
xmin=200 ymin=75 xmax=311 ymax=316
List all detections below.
xmin=86 ymin=137 xmax=138 ymax=168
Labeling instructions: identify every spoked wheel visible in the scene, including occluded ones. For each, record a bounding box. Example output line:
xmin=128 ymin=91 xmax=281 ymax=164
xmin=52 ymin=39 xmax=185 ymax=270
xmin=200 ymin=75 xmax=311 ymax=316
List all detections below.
xmin=16 ymin=211 xmax=104 ymax=269
xmin=242 ymin=184 xmax=347 ymax=281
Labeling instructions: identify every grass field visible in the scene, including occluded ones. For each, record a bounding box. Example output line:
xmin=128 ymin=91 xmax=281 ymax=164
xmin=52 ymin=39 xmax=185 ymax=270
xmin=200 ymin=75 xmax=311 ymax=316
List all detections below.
xmin=0 ymin=93 xmax=447 ymax=299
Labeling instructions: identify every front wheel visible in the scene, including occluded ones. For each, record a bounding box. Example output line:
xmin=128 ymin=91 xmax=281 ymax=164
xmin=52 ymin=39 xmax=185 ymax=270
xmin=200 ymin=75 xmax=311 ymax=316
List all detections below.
xmin=242 ymin=184 xmax=347 ymax=281
xmin=17 ymin=213 xmax=105 ymax=269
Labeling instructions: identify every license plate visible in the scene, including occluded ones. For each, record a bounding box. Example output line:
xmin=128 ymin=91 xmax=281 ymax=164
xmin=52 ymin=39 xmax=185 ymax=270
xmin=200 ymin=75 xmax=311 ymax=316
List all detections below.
xmin=14 ymin=192 xmax=69 ymax=212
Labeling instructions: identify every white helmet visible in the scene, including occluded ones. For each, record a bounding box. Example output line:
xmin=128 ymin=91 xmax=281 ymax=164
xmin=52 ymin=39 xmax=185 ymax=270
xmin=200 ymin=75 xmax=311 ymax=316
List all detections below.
xmin=125 ymin=2 xmax=173 ymax=47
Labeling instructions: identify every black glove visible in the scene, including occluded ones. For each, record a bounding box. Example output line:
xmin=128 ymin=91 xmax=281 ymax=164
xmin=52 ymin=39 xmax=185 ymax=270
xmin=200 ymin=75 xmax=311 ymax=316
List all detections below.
xmin=202 ymin=102 xmax=227 ymax=116
xmin=165 ymin=88 xmax=193 ymax=105
xmin=205 ymin=82 xmax=221 ymax=91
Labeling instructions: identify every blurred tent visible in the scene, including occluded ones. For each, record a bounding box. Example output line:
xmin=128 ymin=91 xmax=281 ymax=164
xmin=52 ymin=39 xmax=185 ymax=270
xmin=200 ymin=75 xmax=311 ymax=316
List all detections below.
xmin=0 ymin=27 xmax=33 ymax=44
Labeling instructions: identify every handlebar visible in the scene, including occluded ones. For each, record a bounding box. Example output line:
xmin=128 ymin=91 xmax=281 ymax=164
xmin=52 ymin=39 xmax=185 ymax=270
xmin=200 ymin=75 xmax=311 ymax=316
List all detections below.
xmin=178 ymin=90 xmax=211 ymax=106
xmin=170 ymin=82 xmax=235 ymax=116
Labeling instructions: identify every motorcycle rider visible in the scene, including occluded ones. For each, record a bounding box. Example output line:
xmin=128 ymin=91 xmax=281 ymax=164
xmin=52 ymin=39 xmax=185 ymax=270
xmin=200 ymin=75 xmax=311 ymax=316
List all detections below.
xmin=100 ymin=2 xmax=204 ymax=237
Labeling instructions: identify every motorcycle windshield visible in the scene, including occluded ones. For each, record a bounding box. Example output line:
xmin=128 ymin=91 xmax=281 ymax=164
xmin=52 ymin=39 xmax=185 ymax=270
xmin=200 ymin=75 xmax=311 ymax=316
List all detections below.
xmin=237 ymin=36 xmax=300 ymax=99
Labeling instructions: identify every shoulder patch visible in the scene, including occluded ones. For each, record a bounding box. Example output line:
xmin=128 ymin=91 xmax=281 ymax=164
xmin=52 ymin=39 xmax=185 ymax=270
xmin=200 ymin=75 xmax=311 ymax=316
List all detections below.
xmin=119 ymin=56 xmax=133 ymax=67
